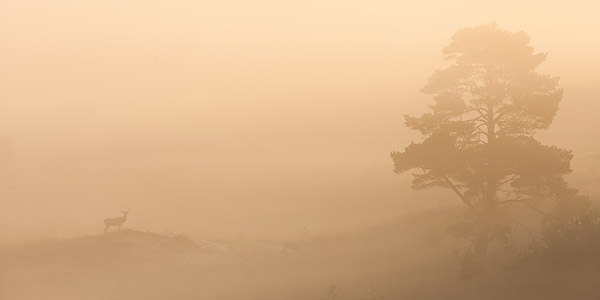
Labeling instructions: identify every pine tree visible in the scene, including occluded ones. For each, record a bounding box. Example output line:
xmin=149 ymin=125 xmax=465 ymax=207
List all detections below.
xmin=391 ymin=23 xmax=572 ymax=265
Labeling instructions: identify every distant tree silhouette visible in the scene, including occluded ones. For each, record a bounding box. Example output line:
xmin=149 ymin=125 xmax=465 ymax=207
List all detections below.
xmin=391 ymin=23 xmax=572 ymax=268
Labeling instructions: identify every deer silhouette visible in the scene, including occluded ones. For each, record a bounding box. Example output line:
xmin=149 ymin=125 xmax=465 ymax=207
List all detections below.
xmin=104 ymin=209 xmax=129 ymax=234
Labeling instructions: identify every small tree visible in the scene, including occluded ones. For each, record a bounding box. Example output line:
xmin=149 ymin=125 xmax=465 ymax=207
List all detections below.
xmin=541 ymin=185 xmax=600 ymax=256
xmin=391 ymin=23 xmax=572 ymax=265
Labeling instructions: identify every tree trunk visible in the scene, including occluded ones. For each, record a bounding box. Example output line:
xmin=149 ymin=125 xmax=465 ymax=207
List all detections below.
xmin=474 ymin=102 xmax=498 ymax=262
xmin=474 ymin=205 xmax=492 ymax=261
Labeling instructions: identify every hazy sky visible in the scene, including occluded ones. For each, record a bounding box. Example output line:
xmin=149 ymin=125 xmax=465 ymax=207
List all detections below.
xmin=1 ymin=0 xmax=599 ymax=241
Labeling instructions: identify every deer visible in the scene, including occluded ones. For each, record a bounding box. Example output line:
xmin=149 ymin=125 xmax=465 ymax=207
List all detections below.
xmin=104 ymin=209 xmax=129 ymax=234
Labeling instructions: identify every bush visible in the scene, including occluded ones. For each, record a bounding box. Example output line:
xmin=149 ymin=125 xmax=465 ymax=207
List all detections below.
xmin=538 ymin=196 xmax=600 ymax=265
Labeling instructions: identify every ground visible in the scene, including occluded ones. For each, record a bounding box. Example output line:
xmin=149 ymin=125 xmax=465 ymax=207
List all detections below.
xmin=2 ymin=207 xmax=599 ymax=300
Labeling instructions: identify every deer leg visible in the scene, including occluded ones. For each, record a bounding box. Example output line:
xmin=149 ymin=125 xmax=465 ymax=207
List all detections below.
xmin=119 ymin=225 xmax=122 ymax=231
xmin=105 ymin=225 xmax=109 ymax=234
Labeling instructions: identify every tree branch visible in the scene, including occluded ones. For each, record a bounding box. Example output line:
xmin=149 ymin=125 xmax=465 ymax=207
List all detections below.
xmin=499 ymin=197 xmax=552 ymax=217
xmin=494 ymin=107 xmax=514 ymax=122
xmin=520 ymin=201 xmax=552 ymax=217
xmin=442 ymin=175 xmax=475 ymax=209
xmin=513 ymin=220 xmax=534 ymax=240
xmin=496 ymin=175 xmax=517 ymax=187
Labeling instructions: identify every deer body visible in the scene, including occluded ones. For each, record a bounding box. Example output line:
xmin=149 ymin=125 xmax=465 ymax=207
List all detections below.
xmin=104 ymin=210 xmax=129 ymax=233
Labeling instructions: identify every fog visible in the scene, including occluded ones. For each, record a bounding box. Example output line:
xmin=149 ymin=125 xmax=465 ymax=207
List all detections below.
xmin=1 ymin=1 xmax=600 ymax=299
xmin=1 ymin=0 xmax=597 ymax=240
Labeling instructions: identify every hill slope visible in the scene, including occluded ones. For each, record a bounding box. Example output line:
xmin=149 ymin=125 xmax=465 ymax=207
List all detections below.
xmin=3 ymin=207 xmax=599 ymax=300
